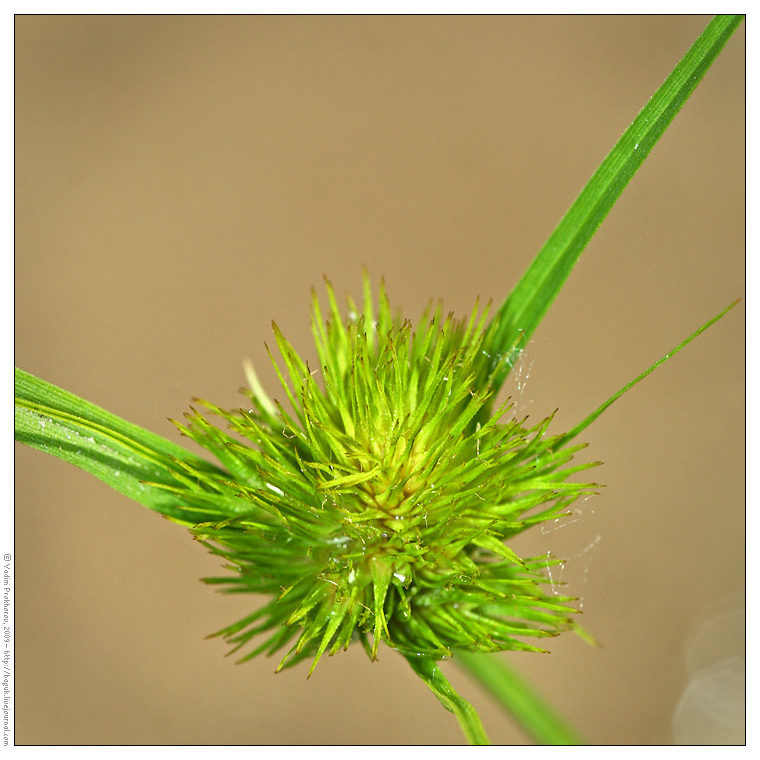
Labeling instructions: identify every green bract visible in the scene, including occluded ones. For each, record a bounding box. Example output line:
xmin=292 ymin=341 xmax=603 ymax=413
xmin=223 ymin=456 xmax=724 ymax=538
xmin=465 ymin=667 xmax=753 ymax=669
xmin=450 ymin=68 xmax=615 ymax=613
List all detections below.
xmin=175 ymin=277 xmax=599 ymax=676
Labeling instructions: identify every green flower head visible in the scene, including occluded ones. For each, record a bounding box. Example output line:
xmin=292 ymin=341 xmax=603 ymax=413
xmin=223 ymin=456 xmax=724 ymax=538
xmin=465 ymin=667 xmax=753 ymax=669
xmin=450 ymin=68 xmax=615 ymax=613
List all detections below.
xmin=177 ymin=276 xmax=599 ymax=676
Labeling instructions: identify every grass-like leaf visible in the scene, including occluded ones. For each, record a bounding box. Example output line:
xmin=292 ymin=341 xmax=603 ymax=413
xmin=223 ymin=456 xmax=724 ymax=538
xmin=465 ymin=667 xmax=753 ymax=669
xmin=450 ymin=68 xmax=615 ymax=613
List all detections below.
xmin=549 ymin=298 xmax=741 ymax=452
xmin=483 ymin=14 xmax=743 ymax=392
xmin=14 ymin=367 xmax=243 ymax=524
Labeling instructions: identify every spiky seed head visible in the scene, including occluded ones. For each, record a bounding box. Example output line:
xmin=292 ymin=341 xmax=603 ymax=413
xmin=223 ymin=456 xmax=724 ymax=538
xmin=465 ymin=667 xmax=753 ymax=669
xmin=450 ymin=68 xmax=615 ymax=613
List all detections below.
xmin=176 ymin=276 xmax=599 ymax=675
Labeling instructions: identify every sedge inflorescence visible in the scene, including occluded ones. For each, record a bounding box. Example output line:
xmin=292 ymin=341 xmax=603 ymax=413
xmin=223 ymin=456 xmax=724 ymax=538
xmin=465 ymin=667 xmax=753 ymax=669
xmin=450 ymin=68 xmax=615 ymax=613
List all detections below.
xmin=177 ymin=277 xmax=599 ymax=676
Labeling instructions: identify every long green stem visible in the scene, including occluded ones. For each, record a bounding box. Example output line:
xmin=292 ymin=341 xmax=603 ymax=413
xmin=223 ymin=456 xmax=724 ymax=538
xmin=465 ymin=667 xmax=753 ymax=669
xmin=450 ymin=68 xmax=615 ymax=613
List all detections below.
xmin=456 ymin=651 xmax=582 ymax=745
xmin=404 ymin=654 xmax=490 ymax=745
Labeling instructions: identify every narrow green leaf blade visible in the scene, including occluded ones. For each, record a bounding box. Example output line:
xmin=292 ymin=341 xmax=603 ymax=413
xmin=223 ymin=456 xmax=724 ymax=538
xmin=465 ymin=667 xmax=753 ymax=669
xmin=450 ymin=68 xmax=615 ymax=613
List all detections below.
xmin=15 ymin=367 xmax=229 ymax=523
xmin=485 ymin=15 xmax=743 ymax=388
xmin=549 ymin=298 xmax=741 ymax=451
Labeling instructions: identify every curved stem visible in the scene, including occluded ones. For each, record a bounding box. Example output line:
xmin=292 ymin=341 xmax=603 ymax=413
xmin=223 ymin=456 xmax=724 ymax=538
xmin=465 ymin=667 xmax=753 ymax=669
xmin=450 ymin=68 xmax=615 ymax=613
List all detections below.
xmin=404 ymin=654 xmax=490 ymax=745
xmin=456 ymin=651 xmax=582 ymax=745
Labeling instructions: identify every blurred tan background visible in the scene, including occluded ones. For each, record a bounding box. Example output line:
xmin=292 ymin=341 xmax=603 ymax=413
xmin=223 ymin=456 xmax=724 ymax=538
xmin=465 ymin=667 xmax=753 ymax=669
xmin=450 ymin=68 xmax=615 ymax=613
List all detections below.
xmin=14 ymin=15 xmax=744 ymax=745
